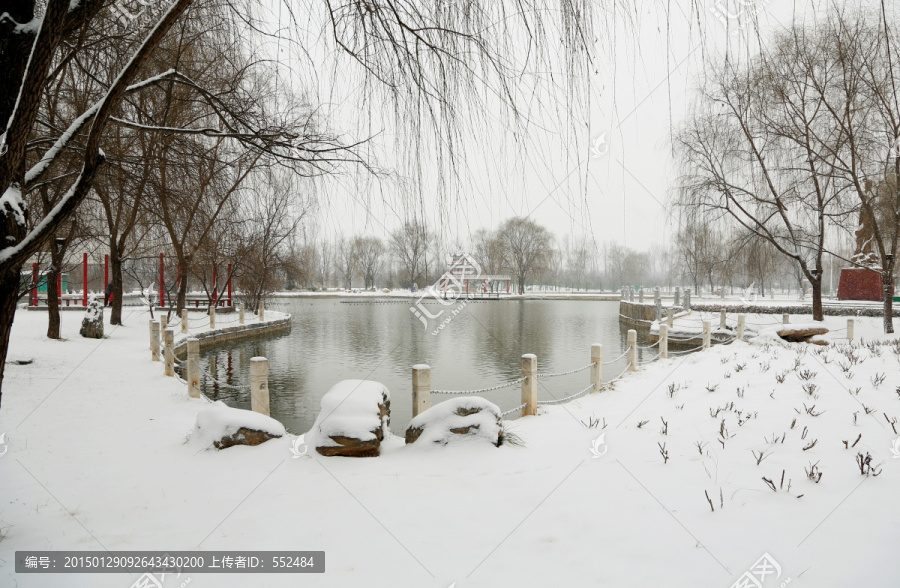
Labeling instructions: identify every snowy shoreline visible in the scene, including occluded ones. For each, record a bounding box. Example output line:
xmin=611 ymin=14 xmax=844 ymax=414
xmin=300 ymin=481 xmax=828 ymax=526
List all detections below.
xmin=1 ymin=308 xmax=899 ymax=587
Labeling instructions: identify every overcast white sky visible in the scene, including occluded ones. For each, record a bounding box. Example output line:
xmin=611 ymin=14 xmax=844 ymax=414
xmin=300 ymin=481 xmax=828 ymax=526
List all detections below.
xmin=259 ymin=1 xmax=872 ymax=253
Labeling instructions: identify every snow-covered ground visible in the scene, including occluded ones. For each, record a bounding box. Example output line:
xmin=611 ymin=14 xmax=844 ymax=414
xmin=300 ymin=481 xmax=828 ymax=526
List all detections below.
xmin=1 ymin=308 xmax=899 ymax=587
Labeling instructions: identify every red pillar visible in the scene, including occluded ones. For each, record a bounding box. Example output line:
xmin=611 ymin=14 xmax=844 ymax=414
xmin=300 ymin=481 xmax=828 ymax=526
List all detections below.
xmin=82 ymin=253 xmax=88 ymax=306
xmin=506 ymin=280 xmax=510 ymax=294
xmin=159 ymin=253 xmax=165 ymax=307
xmin=57 ymin=274 xmax=62 ymax=299
xmin=212 ymin=265 xmax=217 ymax=306
xmin=227 ymin=263 xmax=232 ymax=306
xmin=31 ymin=263 xmax=38 ymax=306
xmin=104 ymin=254 xmax=109 ymax=292
xmin=466 ymin=279 xmax=469 ymax=294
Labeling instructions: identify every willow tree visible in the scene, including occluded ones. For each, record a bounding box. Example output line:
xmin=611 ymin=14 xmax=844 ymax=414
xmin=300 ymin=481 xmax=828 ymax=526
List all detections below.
xmin=673 ymin=33 xmax=848 ymax=321
xmin=0 ymin=0 xmax=597 ymax=407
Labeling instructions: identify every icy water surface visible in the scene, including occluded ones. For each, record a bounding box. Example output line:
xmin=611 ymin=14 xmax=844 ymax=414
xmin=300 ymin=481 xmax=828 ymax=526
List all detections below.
xmin=183 ymin=298 xmax=649 ymax=435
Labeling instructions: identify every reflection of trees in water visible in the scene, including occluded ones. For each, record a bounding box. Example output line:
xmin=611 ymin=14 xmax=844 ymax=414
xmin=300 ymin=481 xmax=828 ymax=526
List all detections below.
xmin=464 ymin=301 xmax=554 ymax=378
xmin=189 ymin=298 xmax=631 ymax=435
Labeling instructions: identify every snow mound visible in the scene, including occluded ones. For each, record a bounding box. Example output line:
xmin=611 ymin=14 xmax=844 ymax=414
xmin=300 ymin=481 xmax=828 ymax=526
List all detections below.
xmin=191 ymin=401 xmax=285 ymax=449
xmin=405 ymin=397 xmax=503 ymax=447
xmin=308 ymin=380 xmax=391 ymax=456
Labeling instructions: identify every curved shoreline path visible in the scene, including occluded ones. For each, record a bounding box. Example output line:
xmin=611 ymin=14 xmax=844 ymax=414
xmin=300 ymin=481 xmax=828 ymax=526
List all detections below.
xmin=0 ymin=308 xmax=898 ymax=587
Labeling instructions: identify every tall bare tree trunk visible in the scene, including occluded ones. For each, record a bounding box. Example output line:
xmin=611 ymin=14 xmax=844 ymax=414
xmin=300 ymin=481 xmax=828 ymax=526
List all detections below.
xmin=109 ymin=241 xmax=124 ymax=325
xmin=47 ymin=256 xmax=61 ymax=339
xmin=811 ymin=278 xmax=824 ymax=322
xmin=883 ymin=272 xmax=895 ymax=334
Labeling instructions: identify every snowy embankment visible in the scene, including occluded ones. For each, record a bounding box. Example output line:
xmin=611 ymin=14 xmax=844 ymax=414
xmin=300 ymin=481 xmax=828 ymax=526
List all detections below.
xmin=1 ymin=308 xmax=900 ymax=587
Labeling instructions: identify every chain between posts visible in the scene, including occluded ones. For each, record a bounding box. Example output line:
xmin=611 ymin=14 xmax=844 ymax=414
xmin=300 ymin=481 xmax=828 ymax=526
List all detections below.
xmin=432 ymin=376 xmax=527 ymax=395
xmin=536 ymin=362 xmax=595 ymax=378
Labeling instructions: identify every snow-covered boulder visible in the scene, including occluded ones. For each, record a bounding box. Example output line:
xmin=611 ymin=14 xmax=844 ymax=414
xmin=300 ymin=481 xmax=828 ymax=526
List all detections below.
xmin=405 ymin=397 xmax=503 ymax=447
xmin=776 ymin=322 xmax=828 ymax=343
xmin=192 ymin=401 xmax=285 ymax=450
xmin=309 ymin=380 xmax=391 ymax=457
xmin=79 ymin=298 xmax=104 ymax=339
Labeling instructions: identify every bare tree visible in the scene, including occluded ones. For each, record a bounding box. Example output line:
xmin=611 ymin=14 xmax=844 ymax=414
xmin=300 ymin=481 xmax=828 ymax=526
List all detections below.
xmin=497 ymin=217 xmax=553 ymax=294
xmin=673 ymin=36 xmax=848 ymax=320
xmin=391 ymin=220 xmax=430 ymax=288
xmin=355 ymin=236 xmax=385 ymax=289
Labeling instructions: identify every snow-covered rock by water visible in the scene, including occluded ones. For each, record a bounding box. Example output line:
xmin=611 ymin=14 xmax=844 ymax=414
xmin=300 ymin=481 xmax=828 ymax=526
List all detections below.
xmin=405 ymin=397 xmax=504 ymax=447
xmin=79 ymin=298 xmax=104 ymax=339
xmin=191 ymin=401 xmax=285 ymax=450
xmin=776 ymin=322 xmax=829 ymax=343
xmin=308 ymin=379 xmax=391 ymax=457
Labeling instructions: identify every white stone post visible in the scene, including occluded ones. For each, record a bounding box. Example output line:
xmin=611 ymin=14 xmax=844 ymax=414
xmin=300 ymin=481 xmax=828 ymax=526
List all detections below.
xmin=186 ymin=338 xmax=200 ymax=398
xmin=783 ymin=313 xmax=790 ymax=325
xmin=181 ymin=309 xmax=188 ymax=334
xmin=259 ymin=300 xmax=265 ymax=321
xmin=667 ymin=309 xmax=675 ymax=328
xmin=591 ymin=344 xmax=602 ymax=391
xmin=639 ymin=289 xmax=644 ymax=303
xmin=250 ymin=357 xmax=270 ymax=416
xmin=660 ymin=324 xmax=668 ymax=360
xmin=702 ymin=321 xmax=711 ymax=350
xmin=209 ymin=305 xmax=216 ymax=329
xmin=684 ymin=289 xmax=691 ymax=311
xmin=150 ymin=321 xmax=160 ymax=361
xmin=627 ymin=329 xmax=637 ymax=371
xmin=239 ymin=303 xmax=245 ymax=325
xmin=847 ymin=318 xmax=855 ymax=340
xmin=720 ymin=309 xmax=727 ymax=329
xmin=164 ymin=328 xmax=174 ymax=377
xmin=737 ymin=314 xmax=746 ymax=342
xmin=521 ymin=354 xmax=537 ymax=416
xmin=412 ymin=364 xmax=431 ymax=417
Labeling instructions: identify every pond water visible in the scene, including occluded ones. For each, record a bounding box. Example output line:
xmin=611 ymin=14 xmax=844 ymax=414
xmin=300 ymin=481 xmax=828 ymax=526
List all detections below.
xmin=183 ymin=298 xmax=652 ymax=435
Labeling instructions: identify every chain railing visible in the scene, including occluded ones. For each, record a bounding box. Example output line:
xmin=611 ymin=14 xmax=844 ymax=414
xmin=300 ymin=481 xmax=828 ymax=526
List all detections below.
xmin=432 ymin=377 xmax=527 ymax=395
xmin=536 ymin=362 xmax=595 ymax=378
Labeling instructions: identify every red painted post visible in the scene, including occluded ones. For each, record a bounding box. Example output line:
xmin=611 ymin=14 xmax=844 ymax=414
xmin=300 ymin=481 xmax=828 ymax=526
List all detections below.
xmin=82 ymin=253 xmax=88 ymax=306
xmin=159 ymin=253 xmax=165 ymax=308
xmin=57 ymin=274 xmax=62 ymax=300
xmin=212 ymin=265 xmax=217 ymax=306
xmin=506 ymin=280 xmax=510 ymax=294
xmin=104 ymin=254 xmax=109 ymax=293
xmin=466 ymin=279 xmax=469 ymax=294
xmin=227 ymin=263 xmax=232 ymax=306
xmin=31 ymin=263 xmax=38 ymax=306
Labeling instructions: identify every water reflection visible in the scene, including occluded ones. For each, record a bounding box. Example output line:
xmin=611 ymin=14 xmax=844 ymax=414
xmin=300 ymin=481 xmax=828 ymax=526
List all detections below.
xmin=179 ymin=298 xmax=646 ymax=435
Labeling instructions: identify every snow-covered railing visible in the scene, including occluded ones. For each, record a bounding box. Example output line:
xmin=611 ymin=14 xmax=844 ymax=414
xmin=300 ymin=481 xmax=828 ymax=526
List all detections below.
xmin=148 ymin=314 xmax=272 ymax=416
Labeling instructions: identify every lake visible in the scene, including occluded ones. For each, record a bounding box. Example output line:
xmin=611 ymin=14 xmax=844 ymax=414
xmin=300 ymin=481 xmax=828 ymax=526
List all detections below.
xmin=184 ymin=297 xmax=651 ymax=435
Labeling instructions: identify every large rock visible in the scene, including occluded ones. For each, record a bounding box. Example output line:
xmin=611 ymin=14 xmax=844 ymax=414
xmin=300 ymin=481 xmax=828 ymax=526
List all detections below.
xmin=405 ymin=397 xmax=504 ymax=447
xmin=777 ymin=323 xmax=829 ymax=343
xmin=192 ymin=401 xmax=285 ymax=450
xmin=79 ymin=298 xmax=104 ymax=339
xmin=310 ymin=380 xmax=391 ymax=457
